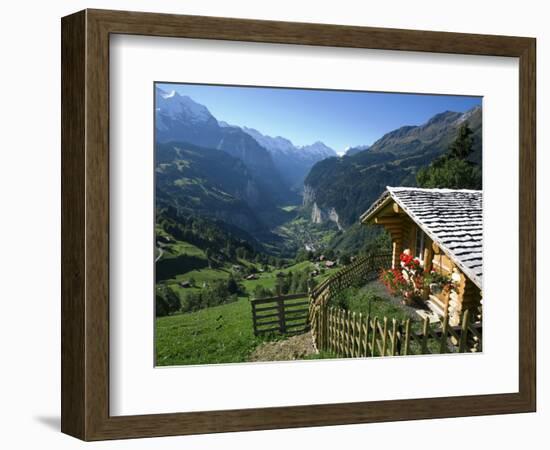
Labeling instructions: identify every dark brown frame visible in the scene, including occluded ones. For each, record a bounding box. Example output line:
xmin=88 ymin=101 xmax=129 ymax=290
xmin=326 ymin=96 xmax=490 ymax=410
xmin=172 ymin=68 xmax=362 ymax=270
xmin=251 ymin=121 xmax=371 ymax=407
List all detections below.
xmin=61 ymin=9 xmax=536 ymax=441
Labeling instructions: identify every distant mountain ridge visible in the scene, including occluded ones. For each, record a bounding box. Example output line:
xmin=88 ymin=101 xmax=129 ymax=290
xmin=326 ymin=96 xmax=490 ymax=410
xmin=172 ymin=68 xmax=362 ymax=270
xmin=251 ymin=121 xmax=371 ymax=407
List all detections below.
xmin=345 ymin=144 xmax=370 ymax=156
xmin=368 ymin=106 xmax=482 ymax=163
xmin=241 ymin=127 xmax=296 ymax=155
xmin=240 ymin=127 xmax=337 ymax=189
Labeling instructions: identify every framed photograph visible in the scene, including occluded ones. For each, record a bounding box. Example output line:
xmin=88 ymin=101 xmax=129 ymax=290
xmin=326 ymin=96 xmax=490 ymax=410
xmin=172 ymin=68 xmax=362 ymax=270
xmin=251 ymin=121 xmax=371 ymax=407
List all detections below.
xmin=61 ymin=9 xmax=536 ymax=440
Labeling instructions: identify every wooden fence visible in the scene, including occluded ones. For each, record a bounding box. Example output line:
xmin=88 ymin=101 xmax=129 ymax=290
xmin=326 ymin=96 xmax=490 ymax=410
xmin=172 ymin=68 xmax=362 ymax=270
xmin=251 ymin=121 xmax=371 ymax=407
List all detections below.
xmin=251 ymin=293 xmax=309 ymax=336
xmin=313 ymin=306 xmax=482 ymax=356
xmin=309 ymin=252 xmax=482 ymax=356
xmin=309 ymin=253 xmax=392 ymax=320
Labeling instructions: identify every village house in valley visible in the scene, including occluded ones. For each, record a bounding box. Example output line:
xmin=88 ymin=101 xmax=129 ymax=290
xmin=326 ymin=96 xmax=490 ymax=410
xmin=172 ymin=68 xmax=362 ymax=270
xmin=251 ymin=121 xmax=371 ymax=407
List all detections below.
xmin=361 ymin=187 xmax=483 ymax=326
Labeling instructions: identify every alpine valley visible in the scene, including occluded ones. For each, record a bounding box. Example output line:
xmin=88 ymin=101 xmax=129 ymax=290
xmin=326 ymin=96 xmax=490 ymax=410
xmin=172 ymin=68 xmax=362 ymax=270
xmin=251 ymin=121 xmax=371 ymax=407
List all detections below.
xmin=155 ymin=86 xmax=482 ymax=263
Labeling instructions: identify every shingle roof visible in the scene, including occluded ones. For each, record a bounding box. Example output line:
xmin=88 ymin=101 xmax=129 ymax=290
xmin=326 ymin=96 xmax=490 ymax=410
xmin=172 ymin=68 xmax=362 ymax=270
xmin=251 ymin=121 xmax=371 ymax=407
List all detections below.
xmin=361 ymin=187 xmax=483 ymax=289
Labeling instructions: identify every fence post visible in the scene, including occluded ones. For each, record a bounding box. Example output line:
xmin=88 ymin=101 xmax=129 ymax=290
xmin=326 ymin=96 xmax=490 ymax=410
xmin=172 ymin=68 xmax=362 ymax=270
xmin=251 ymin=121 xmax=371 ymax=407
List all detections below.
xmin=381 ymin=317 xmax=389 ymax=356
xmin=278 ymin=297 xmax=286 ymax=334
xmin=251 ymin=301 xmax=258 ymax=336
xmin=348 ymin=310 xmax=353 ymax=357
xmin=326 ymin=307 xmax=331 ymax=353
xmin=458 ymin=309 xmax=470 ymax=353
xmin=322 ymin=304 xmax=328 ymax=351
xmin=371 ymin=317 xmax=377 ymax=357
xmin=439 ymin=312 xmax=449 ymax=354
xmin=390 ymin=318 xmax=398 ymax=355
xmin=340 ymin=308 xmax=345 ymax=357
xmin=319 ymin=305 xmax=324 ymax=350
xmin=335 ymin=308 xmax=340 ymax=356
xmin=363 ymin=314 xmax=370 ymax=357
xmin=404 ymin=318 xmax=411 ymax=355
xmin=315 ymin=305 xmax=320 ymax=349
xmin=331 ymin=308 xmax=336 ymax=355
xmin=358 ymin=313 xmax=363 ymax=357
xmin=340 ymin=309 xmax=345 ymax=357
xmin=351 ymin=312 xmax=357 ymax=357
xmin=345 ymin=311 xmax=349 ymax=357
xmin=421 ymin=316 xmax=430 ymax=354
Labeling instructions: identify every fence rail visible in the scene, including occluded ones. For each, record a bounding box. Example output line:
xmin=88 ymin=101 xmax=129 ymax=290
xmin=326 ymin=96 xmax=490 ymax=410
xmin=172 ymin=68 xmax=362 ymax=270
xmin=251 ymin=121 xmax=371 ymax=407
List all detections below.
xmin=251 ymin=293 xmax=309 ymax=336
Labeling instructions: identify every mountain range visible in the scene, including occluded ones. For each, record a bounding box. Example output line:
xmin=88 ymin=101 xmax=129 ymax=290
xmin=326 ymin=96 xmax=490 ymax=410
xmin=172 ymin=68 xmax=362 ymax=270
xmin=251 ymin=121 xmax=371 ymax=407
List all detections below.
xmin=155 ymin=85 xmax=481 ymax=257
xmin=156 ymin=87 xmax=336 ymax=195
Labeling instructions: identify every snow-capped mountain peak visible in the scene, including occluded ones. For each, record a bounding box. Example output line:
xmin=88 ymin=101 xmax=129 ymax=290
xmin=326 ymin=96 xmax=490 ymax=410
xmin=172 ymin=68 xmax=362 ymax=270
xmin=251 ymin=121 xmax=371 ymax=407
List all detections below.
xmin=155 ymin=87 xmax=214 ymax=124
xmin=298 ymin=141 xmax=337 ymax=158
xmin=218 ymin=120 xmax=239 ymax=129
xmin=161 ymin=89 xmax=177 ymax=99
xmin=242 ymin=127 xmax=296 ymax=154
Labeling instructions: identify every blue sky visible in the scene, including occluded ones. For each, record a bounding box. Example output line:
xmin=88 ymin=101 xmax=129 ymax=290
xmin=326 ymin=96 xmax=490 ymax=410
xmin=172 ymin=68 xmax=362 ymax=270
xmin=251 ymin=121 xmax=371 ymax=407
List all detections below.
xmin=157 ymin=82 xmax=481 ymax=154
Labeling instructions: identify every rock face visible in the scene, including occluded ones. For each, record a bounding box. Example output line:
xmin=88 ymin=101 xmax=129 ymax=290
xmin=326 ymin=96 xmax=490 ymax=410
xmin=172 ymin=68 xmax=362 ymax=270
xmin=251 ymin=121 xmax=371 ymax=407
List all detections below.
xmin=302 ymin=184 xmax=316 ymax=207
xmin=304 ymin=185 xmax=343 ymax=230
xmin=310 ymin=202 xmax=323 ymax=223
xmin=328 ymin=207 xmax=343 ymax=231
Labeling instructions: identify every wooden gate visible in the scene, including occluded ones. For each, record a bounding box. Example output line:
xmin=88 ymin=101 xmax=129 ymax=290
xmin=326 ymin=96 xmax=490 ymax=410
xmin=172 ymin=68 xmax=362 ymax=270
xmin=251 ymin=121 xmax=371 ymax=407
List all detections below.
xmin=251 ymin=293 xmax=310 ymax=336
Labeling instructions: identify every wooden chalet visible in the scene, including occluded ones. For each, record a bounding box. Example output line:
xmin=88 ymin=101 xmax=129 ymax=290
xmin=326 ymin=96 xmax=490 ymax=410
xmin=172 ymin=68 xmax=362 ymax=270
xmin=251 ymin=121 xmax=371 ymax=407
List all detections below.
xmin=361 ymin=187 xmax=483 ymax=326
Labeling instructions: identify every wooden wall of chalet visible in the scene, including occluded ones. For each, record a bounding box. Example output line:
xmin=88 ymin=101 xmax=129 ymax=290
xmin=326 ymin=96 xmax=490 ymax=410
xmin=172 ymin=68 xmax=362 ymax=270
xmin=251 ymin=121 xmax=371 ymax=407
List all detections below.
xmin=431 ymin=243 xmax=482 ymax=326
xmin=367 ymin=201 xmax=482 ymax=327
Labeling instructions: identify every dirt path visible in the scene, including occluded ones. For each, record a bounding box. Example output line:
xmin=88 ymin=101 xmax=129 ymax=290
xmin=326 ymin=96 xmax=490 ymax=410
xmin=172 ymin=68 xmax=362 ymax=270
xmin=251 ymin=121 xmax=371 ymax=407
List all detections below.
xmin=248 ymin=332 xmax=317 ymax=362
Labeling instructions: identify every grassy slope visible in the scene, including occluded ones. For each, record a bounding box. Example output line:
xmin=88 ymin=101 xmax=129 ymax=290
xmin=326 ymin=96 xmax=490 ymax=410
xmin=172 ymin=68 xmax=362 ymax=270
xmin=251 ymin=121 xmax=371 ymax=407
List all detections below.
xmin=156 ymin=235 xmax=229 ymax=297
xmin=155 ymin=235 xmax=337 ymax=365
xmin=156 ymin=296 xmax=263 ymax=366
xmin=155 ymin=222 xmax=345 ymax=366
xmin=156 ymin=294 xmax=312 ymax=366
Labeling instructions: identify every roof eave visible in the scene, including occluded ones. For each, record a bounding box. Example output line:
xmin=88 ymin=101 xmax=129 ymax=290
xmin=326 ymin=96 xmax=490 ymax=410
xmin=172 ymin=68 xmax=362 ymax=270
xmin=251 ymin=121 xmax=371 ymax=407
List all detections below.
xmin=360 ymin=190 xmax=392 ymax=224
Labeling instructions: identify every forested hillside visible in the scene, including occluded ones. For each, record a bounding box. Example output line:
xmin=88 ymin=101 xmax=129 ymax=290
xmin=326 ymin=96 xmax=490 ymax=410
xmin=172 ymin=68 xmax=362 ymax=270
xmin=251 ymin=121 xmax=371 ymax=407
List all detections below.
xmin=303 ymin=106 xmax=482 ymax=229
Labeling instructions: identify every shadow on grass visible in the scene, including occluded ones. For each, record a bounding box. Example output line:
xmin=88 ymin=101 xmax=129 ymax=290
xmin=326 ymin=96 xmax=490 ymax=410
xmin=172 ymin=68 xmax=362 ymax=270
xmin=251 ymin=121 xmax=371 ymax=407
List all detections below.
xmin=156 ymin=254 xmax=208 ymax=282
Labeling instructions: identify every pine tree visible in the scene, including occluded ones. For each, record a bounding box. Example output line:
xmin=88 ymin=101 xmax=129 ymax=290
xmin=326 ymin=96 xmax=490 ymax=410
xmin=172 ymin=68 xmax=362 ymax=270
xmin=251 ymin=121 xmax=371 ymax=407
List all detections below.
xmin=416 ymin=123 xmax=481 ymax=190
xmin=448 ymin=124 xmax=474 ymax=159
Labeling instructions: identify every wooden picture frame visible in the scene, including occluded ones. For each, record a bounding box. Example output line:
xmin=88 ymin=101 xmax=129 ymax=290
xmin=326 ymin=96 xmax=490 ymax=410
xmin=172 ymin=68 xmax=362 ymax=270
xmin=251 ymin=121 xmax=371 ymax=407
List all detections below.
xmin=61 ymin=9 xmax=536 ymax=441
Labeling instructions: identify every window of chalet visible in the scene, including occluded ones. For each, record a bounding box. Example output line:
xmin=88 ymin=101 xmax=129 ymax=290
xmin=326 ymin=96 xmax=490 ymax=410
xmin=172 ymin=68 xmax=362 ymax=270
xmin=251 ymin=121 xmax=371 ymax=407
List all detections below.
xmin=415 ymin=229 xmax=427 ymax=264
